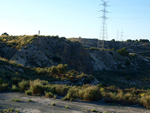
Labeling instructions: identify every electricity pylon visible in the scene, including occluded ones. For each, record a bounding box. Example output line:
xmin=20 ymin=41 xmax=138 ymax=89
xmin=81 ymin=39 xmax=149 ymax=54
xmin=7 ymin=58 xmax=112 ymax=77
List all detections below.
xmin=97 ymin=0 xmax=109 ymax=49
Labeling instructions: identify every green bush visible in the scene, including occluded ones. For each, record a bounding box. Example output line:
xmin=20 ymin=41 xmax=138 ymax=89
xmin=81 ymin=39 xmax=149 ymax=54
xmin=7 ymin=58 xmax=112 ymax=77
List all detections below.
xmin=53 ymin=95 xmax=57 ymax=99
xmin=12 ymin=98 xmax=21 ymax=102
xmin=44 ymin=84 xmax=55 ymax=93
xmin=0 ymin=83 xmax=9 ymax=92
xmin=12 ymin=85 xmax=19 ymax=92
xmin=18 ymin=80 xmax=29 ymax=91
xmin=104 ymin=90 xmax=137 ymax=105
xmin=140 ymin=95 xmax=150 ymax=108
xmin=25 ymin=90 xmax=32 ymax=95
xmin=27 ymin=99 xmax=32 ymax=102
xmin=29 ymin=79 xmax=46 ymax=95
xmin=65 ymin=105 xmax=69 ymax=109
xmin=116 ymin=48 xmax=129 ymax=56
xmin=91 ymin=109 xmax=97 ymax=112
xmin=56 ymin=64 xmax=68 ymax=74
xmin=78 ymin=86 xmax=101 ymax=101
xmin=54 ymin=84 xmax=69 ymax=95
xmin=89 ymin=47 xmax=99 ymax=51
xmin=63 ymin=86 xmax=79 ymax=100
xmin=123 ymin=92 xmax=137 ymax=104
xmin=51 ymin=103 xmax=56 ymax=106
xmin=50 ymin=66 xmax=58 ymax=75
xmin=45 ymin=92 xmax=53 ymax=98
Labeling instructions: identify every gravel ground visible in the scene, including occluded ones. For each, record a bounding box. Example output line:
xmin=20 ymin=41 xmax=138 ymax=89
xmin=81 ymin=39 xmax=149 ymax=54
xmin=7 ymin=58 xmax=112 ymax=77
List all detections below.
xmin=0 ymin=92 xmax=150 ymax=113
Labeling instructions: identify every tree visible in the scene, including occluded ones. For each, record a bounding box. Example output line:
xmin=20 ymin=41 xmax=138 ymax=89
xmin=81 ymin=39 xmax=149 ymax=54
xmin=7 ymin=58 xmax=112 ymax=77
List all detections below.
xmin=139 ymin=39 xmax=149 ymax=43
xmin=1 ymin=32 xmax=9 ymax=36
xmin=111 ymin=39 xmax=115 ymax=42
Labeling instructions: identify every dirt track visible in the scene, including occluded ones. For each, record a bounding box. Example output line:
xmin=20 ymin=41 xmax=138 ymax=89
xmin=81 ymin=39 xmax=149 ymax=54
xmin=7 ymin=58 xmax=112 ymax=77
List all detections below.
xmin=0 ymin=92 xmax=150 ymax=113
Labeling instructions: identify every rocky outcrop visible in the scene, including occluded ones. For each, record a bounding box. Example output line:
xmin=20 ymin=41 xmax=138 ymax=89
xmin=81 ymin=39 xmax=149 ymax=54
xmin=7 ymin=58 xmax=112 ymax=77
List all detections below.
xmin=69 ymin=38 xmax=150 ymax=57
xmin=0 ymin=42 xmax=18 ymax=59
xmin=10 ymin=37 xmax=93 ymax=73
xmin=88 ymin=50 xmax=129 ymax=71
xmin=0 ymin=36 xmax=149 ymax=74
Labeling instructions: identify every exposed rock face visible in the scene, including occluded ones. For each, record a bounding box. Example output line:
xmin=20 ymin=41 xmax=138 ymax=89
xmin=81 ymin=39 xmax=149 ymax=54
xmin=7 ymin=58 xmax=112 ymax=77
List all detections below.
xmin=88 ymin=50 xmax=129 ymax=71
xmin=0 ymin=42 xmax=18 ymax=59
xmin=0 ymin=36 xmax=149 ymax=74
xmin=10 ymin=37 xmax=93 ymax=73
xmin=69 ymin=38 xmax=150 ymax=57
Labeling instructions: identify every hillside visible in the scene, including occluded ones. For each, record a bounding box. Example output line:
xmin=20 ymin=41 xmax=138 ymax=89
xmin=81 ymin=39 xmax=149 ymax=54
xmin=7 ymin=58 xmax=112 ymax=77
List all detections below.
xmin=0 ymin=35 xmax=150 ymax=89
xmin=1 ymin=35 xmax=150 ymax=111
xmin=0 ymin=35 xmax=149 ymax=74
xmin=0 ymin=35 xmax=93 ymax=73
xmin=69 ymin=38 xmax=150 ymax=58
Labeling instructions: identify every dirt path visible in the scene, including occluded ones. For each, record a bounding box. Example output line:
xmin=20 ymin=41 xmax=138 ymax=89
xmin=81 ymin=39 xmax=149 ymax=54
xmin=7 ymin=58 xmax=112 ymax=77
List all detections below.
xmin=0 ymin=92 xmax=150 ymax=113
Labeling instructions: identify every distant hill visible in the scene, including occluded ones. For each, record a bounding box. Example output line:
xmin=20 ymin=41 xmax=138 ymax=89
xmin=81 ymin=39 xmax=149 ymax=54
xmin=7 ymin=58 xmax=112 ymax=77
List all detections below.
xmin=69 ymin=38 xmax=150 ymax=58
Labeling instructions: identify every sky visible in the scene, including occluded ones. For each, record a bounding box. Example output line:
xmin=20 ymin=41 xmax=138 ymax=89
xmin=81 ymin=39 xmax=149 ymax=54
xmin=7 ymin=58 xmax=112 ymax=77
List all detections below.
xmin=0 ymin=0 xmax=150 ymax=41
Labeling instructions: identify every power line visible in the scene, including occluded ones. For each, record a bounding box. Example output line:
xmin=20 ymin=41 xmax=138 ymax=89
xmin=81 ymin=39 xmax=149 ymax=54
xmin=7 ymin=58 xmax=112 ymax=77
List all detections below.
xmin=111 ymin=12 xmax=150 ymax=14
xmin=116 ymin=30 xmax=119 ymax=41
xmin=120 ymin=30 xmax=123 ymax=41
xmin=97 ymin=0 xmax=109 ymax=49
xmin=116 ymin=30 xmax=124 ymax=41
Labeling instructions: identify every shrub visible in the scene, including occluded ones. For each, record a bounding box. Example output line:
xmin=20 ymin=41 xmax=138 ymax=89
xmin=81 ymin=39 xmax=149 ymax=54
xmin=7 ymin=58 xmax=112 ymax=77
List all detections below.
xmin=54 ymin=85 xmax=69 ymax=95
xmin=140 ymin=95 xmax=150 ymax=108
xmin=27 ymin=99 xmax=33 ymax=102
xmin=18 ymin=80 xmax=29 ymax=91
xmin=102 ymin=111 xmax=108 ymax=113
xmin=51 ymin=103 xmax=56 ymax=106
xmin=12 ymin=98 xmax=21 ymax=102
xmin=29 ymin=79 xmax=46 ymax=95
xmin=44 ymin=84 xmax=55 ymax=93
xmin=63 ymin=86 xmax=79 ymax=100
xmin=78 ymin=86 xmax=101 ymax=101
xmin=3 ymin=108 xmax=14 ymax=113
xmin=91 ymin=109 xmax=97 ymax=112
xmin=104 ymin=91 xmax=137 ymax=105
xmin=53 ymin=95 xmax=57 ymax=99
xmin=56 ymin=64 xmax=68 ymax=74
xmin=123 ymin=92 xmax=137 ymax=104
xmin=116 ymin=91 xmax=124 ymax=102
xmin=65 ymin=105 xmax=69 ymax=109
xmin=116 ymin=48 xmax=129 ymax=56
xmin=50 ymin=66 xmax=58 ymax=75
xmin=15 ymin=109 xmax=20 ymax=113
xmin=11 ymin=77 xmax=21 ymax=85
xmin=0 ymin=83 xmax=9 ymax=92
xmin=45 ymin=92 xmax=53 ymax=98
xmin=12 ymin=85 xmax=19 ymax=92
xmin=25 ymin=90 xmax=32 ymax=95
xmin=89 ymin=47 xmax=99 ymax=51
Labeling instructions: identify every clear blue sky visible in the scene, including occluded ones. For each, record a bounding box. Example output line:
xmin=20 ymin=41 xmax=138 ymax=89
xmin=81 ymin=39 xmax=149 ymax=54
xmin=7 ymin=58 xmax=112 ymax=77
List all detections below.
xmin=0 ymin=0 xmax=150 ymax=41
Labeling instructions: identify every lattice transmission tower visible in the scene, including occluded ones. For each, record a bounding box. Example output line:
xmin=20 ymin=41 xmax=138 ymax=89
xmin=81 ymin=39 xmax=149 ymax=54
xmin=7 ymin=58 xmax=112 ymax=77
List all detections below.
xmin=97 ymin=0 xmax=109 ymax=49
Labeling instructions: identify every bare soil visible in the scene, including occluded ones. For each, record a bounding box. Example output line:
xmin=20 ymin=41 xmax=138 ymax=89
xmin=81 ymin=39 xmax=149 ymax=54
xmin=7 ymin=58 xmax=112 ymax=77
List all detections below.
xmin=0 ymin=92 xmax=150 ymax=113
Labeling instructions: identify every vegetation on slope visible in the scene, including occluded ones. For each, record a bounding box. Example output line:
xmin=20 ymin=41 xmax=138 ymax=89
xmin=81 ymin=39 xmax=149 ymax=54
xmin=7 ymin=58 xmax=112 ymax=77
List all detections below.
xmin=0 ymin=35 xmax=150 ymax=109
xmin=0 ymin=58 xmax=150 ymax=109
xmin=0 ymin=57 xmax=94 ymax=91
xmin=0 ymin=35 xmax=38 ymax=49
xmin=116 ymin=47 xmax=129 ymax=56
xmin=0 ymin=35 xmax=60 ymax=50
xmin=2 ymin=78 xmax=150 ymax=109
